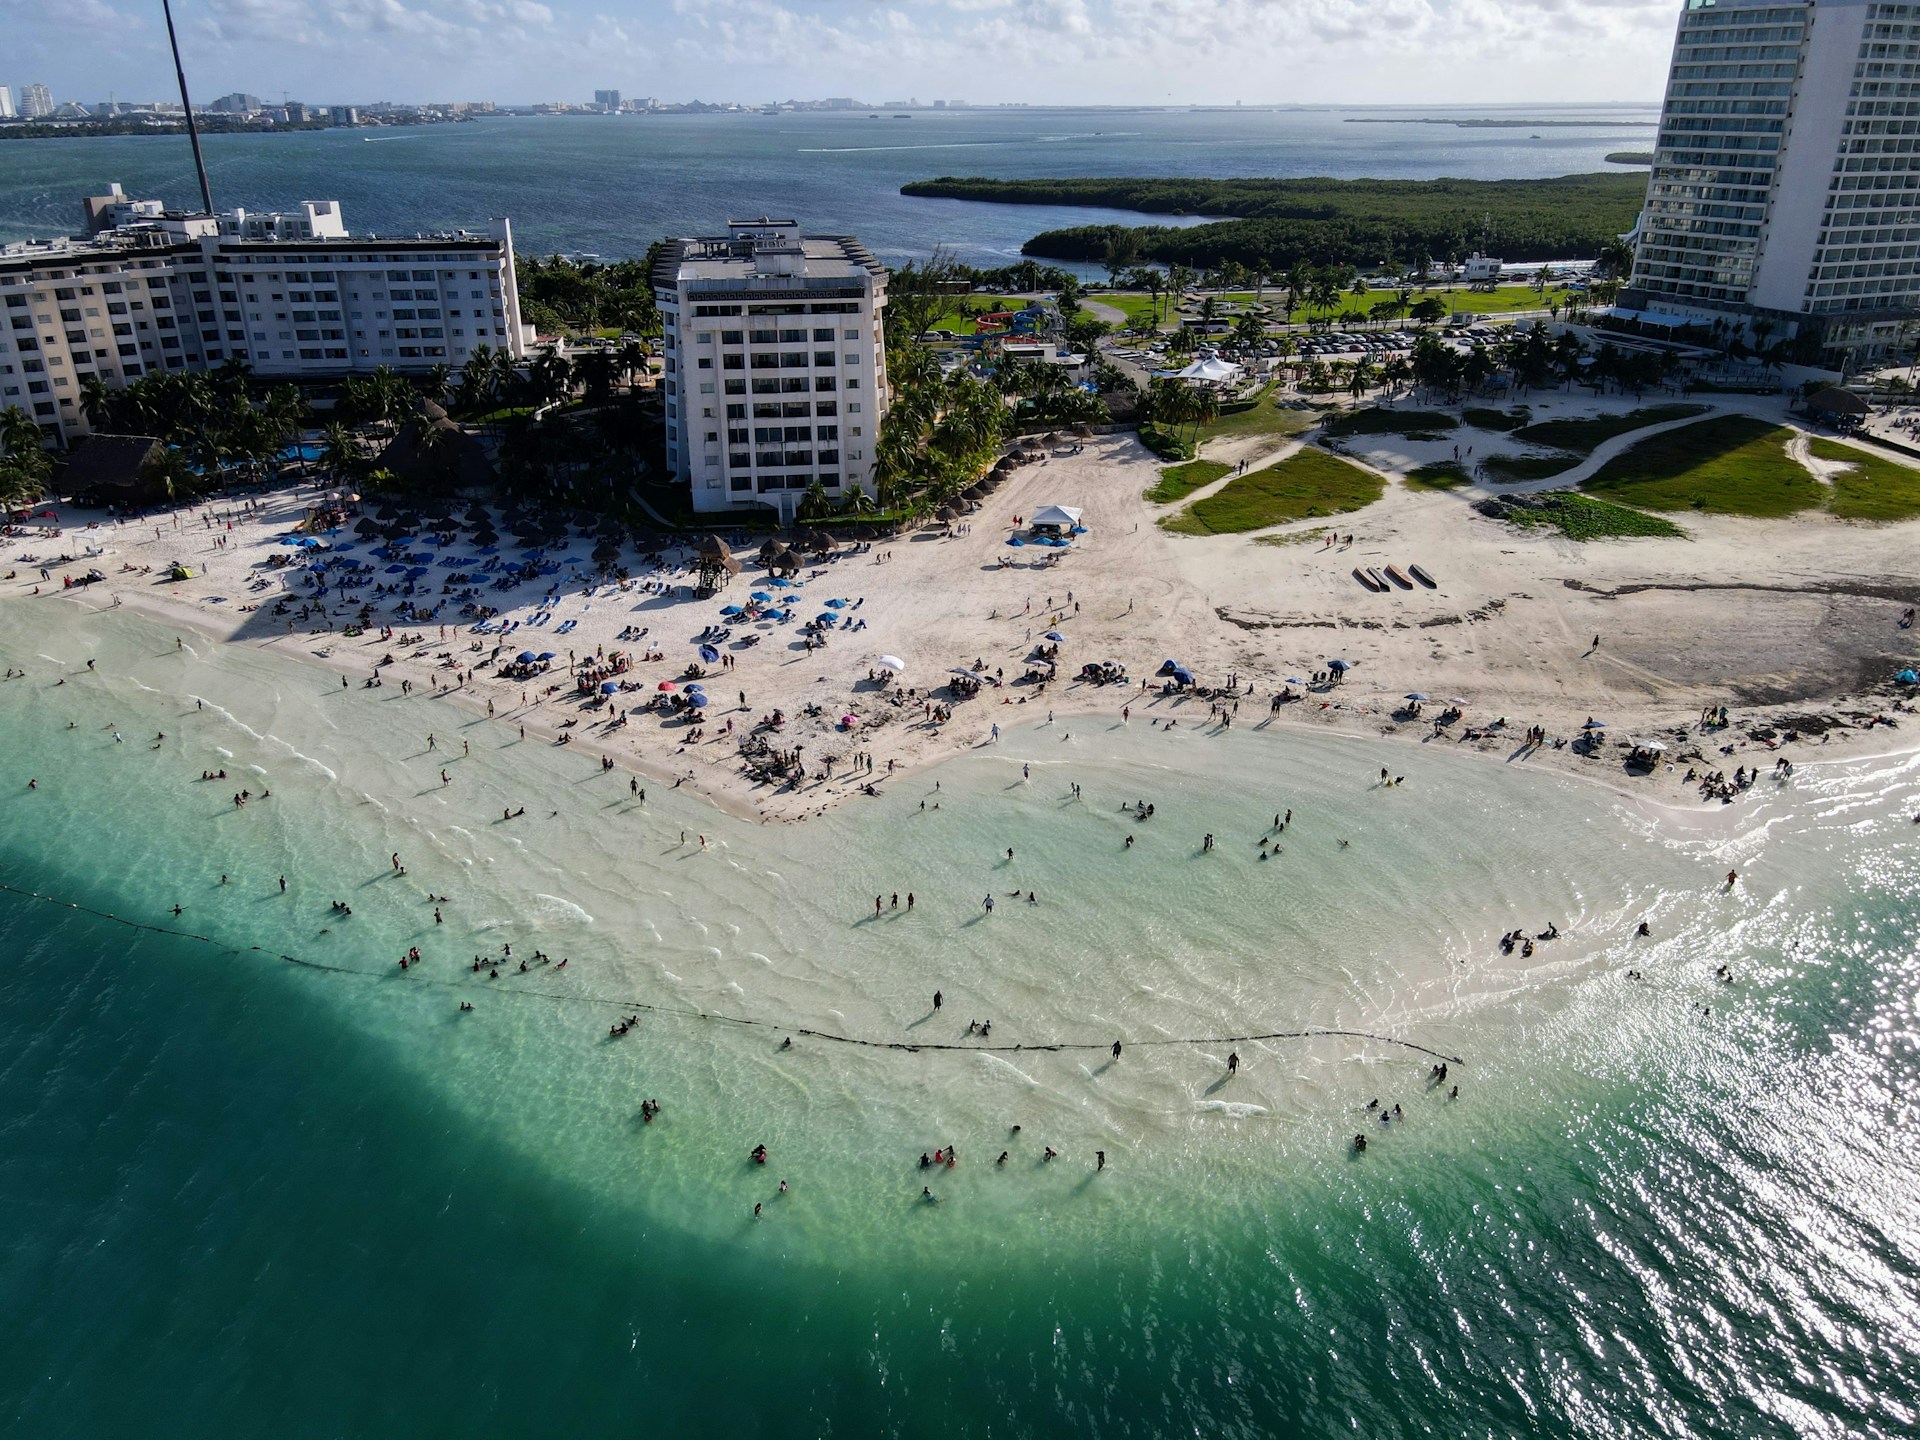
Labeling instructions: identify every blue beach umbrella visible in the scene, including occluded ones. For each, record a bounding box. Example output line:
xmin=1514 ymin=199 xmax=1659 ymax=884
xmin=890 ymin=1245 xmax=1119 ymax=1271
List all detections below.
xmin=816 ymin=612 xmax=839 ymax=625
xmin=1043 ymin=630 xmax=1065 ymax=642
xmin=538 ymin=651 xmax=557 ymax=661
xmin=600 ymin=681 xmax=619 ymax=694
xmin=698 ymin=644 xmax=721 ymax=663
xmin=689 ymin=692 xmax=710 ymax=708
xmin=1328 ymin=658 xmax=1351 ymax=673
xmin=517 ymin=651 xmax=537 ymax=663
xmin=719 ymin=605 xmax=744 ymax=616
xmin=750 ymin=592 xmax=773 ymax=603
xmin=1006 ymin=537 xmax=1025 ymax=547
xmin=1405 ymin=692 xmax=1429 ymax=701
xmin=825 ymin=597 xmax=847 ymax=608
xmin=385 ymin=564 xmax=407 ymax=574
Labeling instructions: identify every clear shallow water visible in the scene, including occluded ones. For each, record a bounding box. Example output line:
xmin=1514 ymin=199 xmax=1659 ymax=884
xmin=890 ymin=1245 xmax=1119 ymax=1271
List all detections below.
xmin=1 ymin=596 xmax=1917 ymax=1437
xmin=0 ymin=105 xmax=1657 ymax=265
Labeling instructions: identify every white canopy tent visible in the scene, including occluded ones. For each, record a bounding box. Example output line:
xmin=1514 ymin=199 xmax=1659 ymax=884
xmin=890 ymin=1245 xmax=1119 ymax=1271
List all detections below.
xmin=1172 ymin=356 xmax=1244 ymax=384
xmin=1029 ymin=504 xmax=1084 ymax=531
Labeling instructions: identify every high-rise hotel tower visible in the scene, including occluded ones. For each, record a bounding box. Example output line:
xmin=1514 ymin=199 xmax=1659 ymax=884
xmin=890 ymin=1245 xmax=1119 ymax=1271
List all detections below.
xmin=1625 ymin=0 xmax=1920 ymax=363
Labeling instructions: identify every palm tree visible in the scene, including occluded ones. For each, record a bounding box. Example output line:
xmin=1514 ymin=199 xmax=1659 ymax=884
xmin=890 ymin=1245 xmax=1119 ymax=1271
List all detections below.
xmin=320 ymin=421 xmax=362 ymax=482
xmin=144 ymin=447 xmax=197 ymax=506
xmin=80 ymin=376 xmax=118 ymax=431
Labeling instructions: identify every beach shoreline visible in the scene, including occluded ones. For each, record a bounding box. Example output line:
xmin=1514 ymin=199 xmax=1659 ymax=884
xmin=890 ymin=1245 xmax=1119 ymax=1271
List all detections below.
xmin=7 ymin=407 xmax=1920 ymax=826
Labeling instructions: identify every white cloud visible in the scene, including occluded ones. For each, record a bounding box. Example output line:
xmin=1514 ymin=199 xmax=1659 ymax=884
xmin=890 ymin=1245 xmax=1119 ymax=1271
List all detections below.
xmin=2 ymin=0 xmax=1681 ymax=105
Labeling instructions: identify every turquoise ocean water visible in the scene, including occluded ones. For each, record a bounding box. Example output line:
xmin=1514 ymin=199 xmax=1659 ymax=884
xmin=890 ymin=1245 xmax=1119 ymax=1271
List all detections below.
xmin=0 ymin=105 xmax=1658 ymax=265
xmin=1 ymin=595 xmax=1917 ymax=1436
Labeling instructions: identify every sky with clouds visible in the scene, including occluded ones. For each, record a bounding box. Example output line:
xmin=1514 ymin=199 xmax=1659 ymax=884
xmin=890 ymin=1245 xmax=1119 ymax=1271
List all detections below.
xmin=4 ymin=0 xmax=1682 ymax=108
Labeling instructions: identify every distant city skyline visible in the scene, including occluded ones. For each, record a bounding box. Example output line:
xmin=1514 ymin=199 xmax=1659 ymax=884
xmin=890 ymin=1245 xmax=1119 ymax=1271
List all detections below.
xmin=11 ymin=0 xmax=1682 ymax=110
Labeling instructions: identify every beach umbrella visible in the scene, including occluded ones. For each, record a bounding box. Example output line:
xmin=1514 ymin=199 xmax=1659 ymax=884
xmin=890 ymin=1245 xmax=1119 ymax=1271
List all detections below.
xmin=600 ymin=680 xmax=619 ymax=694
xmin=876 ymin=655 xmax=906 ymax=673
xmin=1157 ymin=659 xmax=1181 ymax=675
xmin=1006 ymin=537 xmax=1025 ymax=547
xmin=816 ymin=612 xmax=839 ymax=625
xmin=1405 ymin=692 xmax=1429 ymax=701
xmin=516 ymin=651 xmax=537 ymax=663
xmin=1328 ymin=658 xmax=1351 ymax=673
xmin=951 ymin=666 xmax=982 ymax=678
xmin=1582 ymin=718 xmax=1607 ymax=729
xmin=1898 ymin=668 xmax=1919 ymax=684
xmin=698 ymin=644 xmax=721 ymax=663
xmin=689 ymin=693 xmax=710 ymax=708
xmin=750 ymin=591 xmax=773 ymax=603
xmin=1446 ymin=696 xmax=1470 ymax=705
xmin=657 ymin=681 xmax=677 ymax=692
xmin=538 ymin=651 xmax=557 ymax=661
xmin=1043 ymin=630 xmax=1065 ymax=642
xmin=719 ymin=605 xmax=744 ymax=616
xmin=685 ymin=682 xmax=704 ymax=692
xmin=824 ymin=597 xmax=846 ymax=608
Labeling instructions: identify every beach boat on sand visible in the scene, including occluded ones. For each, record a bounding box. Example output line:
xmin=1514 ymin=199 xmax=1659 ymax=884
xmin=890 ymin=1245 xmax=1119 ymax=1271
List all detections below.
xmin=1409 ymin=564 xmax=1438 ymax=588
xmin=1353 ymin=567 xmax=1383 ymax=592
xmin=1365 ymin=567 xmax=1392 ymax=591
xmin=1384 ymin=565 xmax=1414 ymax=590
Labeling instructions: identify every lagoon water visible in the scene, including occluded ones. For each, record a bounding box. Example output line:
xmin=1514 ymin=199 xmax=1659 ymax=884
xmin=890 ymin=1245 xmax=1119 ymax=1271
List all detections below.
xmin=2 ymin=595 xmax=1918 ymax=1436
xmin=0 ymin=105 xmax=1658 ymax=266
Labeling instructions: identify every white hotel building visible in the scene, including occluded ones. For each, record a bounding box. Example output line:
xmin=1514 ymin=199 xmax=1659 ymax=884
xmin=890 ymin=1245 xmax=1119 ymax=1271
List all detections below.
xmin=1625 ymin=0 xmax=1920 ymax=363
xmin=652 ymin=220 xmax=889 ymax=518
xmin=1 ymin=185 xmax=530 ymax=446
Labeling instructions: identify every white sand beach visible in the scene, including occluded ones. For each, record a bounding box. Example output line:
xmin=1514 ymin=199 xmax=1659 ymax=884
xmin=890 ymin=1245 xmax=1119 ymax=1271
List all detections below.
xmin=8 ymin=394 xmax=1919 ymax=822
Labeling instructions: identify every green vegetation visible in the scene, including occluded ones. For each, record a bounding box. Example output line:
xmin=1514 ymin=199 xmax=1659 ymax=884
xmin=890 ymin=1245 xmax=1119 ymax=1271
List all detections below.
xmin=1480 ymin=453 xmax=1581 ymax=484
xmin=1406 ymin=460 xmax=1471 ymax=490
xmin=1323 ymin=407 xmax=1459 ymax=438
xmin=1462 ymin=406 xmax=1530 ymax=432
xmin=902 ymin=173 xmax=1647 ymax=271
xmin=1811 ymin=438 xmax=1920 ymax=522
xmin=1481 ymin=492 xmax=1688 ymax=541
xmin=516 ymin=252 xmax=661 ymax=337
xmin=1147 ymin=459 xmax=1231 ymax=504
xmin=1199 ymin=386 xmax=1318 ymax=444
xmin=1583 ymin=417 xmax=1821 ymax=517
xmin=1162 ymin=449 xmax=1383 ymax=535
xmin=1137 ymin=421 xmax=1196 ymax=461
xmin=1510 ymin=404 xmax=1707 ymax=453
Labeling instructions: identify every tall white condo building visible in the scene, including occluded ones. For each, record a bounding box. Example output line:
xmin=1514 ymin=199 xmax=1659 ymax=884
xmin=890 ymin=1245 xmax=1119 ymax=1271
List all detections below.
xmin=652 ymin=220 xmax=889 ymax=519
xmin=1626 ymin=0 xmax=1920 ymax=363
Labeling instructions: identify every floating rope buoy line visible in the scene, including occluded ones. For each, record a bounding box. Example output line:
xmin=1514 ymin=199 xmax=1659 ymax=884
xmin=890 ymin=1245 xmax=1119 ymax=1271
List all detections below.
xmin=0 ymin=879 xmax=1465 ymax=1066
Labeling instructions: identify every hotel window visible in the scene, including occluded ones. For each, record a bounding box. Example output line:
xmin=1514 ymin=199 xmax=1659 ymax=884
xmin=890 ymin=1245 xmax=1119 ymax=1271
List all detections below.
xmin=814 ymin=351 xmax=834 ymax=366
xmin=845 ymin=378 xmax=860 ymax=389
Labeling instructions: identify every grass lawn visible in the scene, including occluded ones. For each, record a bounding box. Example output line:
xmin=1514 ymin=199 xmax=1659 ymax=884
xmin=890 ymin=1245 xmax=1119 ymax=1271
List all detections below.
xmin=1098 ymin=284 xmax=1562 ymax=333
xmin=1810 ymin=438 xmax=1920 ymax=522
xmin=1323 ymin=407 xmax=1459 ymax=438
xmin=1510 ymin=403 xmax=1707 ymax=454
xmin=1463 ymin=406 xmax=1531 ymax=432
xmin=1162 ymin=449 xmax=1383 ymax=535
xmin=1486 ymin=492 xmax=1688 ymax=541
xmin=1481 ymin=453 xmax=1581 ymax=484
xmin=1406 ymin=460 xmax=1471 ymax=490
xmin=1583 ymin=416 xmax=1822 ymax=517
xmin=1198 ymin=386 xmax=1319 ymax=444
xmin=1147 ymin=459 xmax=1231 ymax=504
